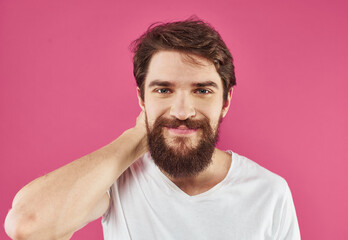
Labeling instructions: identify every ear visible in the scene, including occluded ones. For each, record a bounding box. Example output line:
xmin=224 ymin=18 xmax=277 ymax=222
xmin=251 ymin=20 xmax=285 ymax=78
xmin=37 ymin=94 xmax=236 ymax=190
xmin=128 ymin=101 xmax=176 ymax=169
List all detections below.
xmin=137 ymin=87 xmax=145 ymax=111
xmin=221 ymin=88 xmax=233 ymax=118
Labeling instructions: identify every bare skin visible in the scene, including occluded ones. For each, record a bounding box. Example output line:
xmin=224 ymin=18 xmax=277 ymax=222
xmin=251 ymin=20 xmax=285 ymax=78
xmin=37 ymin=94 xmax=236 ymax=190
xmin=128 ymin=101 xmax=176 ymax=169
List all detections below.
xmin=139 ymin=51 xmax=233 ymax=196
xmin=5 ymin=50 xmax=233 ymax=240
xmin=4 ymin=112 xmax=148 ymax=240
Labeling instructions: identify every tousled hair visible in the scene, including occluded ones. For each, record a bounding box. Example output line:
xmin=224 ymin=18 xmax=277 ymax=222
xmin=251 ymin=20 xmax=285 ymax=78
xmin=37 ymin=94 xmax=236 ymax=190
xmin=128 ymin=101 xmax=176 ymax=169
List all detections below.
xmin=131 ymin=17 xmax=236 ymax=103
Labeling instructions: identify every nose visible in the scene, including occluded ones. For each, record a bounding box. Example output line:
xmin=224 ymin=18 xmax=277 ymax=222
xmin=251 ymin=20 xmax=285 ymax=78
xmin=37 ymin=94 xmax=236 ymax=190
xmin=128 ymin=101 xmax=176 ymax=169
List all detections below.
xmin=169 ymin=93 xmax=196 ymax=120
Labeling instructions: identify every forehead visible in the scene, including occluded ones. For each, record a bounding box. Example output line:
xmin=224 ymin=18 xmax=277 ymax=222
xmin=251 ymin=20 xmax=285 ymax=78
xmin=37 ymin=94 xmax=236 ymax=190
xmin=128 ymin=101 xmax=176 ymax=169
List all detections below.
xmin=145 ymin=51 xmax=222 ymax=88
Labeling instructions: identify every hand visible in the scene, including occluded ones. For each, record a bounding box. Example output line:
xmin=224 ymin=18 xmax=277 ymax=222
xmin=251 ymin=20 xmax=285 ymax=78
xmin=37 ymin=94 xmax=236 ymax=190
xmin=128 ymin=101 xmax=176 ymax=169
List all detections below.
xmin=126 ymin=111 xmax=148 ymax=159
xmin=134 ymin=110 xmax=147 ymax=134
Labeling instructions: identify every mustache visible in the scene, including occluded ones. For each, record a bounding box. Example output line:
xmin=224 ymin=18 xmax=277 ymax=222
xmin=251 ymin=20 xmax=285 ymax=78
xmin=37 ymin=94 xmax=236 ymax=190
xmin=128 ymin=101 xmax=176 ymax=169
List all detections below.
xmin=154 ymin=117 xmax=210 ymax=129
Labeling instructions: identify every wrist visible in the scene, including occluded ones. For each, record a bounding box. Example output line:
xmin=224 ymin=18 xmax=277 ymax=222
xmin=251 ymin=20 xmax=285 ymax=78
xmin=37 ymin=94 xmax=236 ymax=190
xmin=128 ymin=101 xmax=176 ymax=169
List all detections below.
xmin=118 ymin=127 xmax=148 ymax=160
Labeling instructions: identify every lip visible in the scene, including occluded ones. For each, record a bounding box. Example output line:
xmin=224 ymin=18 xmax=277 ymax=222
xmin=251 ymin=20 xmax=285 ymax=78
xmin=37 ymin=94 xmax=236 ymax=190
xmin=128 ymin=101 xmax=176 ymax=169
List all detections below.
xmin=166 ymin=126 xmax=198 ymax=135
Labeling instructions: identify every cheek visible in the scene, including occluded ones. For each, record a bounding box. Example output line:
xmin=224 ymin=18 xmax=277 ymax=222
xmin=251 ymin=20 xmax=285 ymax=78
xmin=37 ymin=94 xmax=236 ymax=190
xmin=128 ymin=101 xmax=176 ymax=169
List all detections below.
xmin=144 ymin=101 xmax=165 ymax=126
xmin=197 ymin=100 xmax=223 ymax=118
xmin=198 ymin=106 xmax=224 ymax=131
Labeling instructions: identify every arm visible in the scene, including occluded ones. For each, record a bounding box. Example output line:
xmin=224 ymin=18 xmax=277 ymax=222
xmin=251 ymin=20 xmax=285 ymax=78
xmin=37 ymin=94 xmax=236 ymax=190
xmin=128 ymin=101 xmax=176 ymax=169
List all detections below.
xmin=4 ymin=112 xmax=148 ymax=240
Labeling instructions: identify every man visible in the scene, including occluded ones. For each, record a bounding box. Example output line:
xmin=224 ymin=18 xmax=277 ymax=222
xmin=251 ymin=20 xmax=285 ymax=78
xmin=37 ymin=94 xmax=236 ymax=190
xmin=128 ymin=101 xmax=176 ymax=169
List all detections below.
xmin=5 ymin=19 xmax=300 ymax=240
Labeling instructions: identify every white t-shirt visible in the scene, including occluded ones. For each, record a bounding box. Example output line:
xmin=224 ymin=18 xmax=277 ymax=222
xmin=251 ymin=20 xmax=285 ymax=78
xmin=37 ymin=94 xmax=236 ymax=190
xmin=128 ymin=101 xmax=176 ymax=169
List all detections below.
xmin=102 ymin=151 xmax=300 ymax=240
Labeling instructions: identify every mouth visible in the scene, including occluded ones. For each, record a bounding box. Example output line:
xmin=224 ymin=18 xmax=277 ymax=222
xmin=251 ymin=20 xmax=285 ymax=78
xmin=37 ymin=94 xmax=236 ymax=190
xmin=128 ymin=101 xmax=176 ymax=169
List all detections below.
xmin=165 ymin=125 xmax=198 ymax=135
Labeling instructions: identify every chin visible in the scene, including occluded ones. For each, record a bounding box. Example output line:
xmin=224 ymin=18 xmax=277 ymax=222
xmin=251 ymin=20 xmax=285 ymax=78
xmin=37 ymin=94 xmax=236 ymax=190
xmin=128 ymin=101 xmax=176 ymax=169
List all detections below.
xmin=166 ymin=137 xmax=198 ymax=151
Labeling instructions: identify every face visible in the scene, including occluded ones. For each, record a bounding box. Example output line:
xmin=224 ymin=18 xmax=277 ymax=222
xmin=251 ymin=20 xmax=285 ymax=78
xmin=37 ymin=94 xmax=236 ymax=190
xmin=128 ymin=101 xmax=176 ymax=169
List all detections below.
xmin=138 ymin=51 xmax=232 ymax=178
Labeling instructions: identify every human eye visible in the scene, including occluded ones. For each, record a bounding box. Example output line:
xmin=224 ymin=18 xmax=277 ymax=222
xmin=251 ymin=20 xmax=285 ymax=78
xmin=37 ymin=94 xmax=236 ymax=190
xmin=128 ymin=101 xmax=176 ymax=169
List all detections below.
xmin=194 ymin=88 xmax=212 ymax=95
xmin=155 ymin=88 xmax=172 ymax=94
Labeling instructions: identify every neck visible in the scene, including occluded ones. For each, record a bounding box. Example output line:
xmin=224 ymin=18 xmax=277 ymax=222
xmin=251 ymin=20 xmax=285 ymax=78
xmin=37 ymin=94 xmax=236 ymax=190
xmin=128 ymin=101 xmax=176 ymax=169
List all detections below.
xmin=161 ymin=148 xmax=232 ymax=196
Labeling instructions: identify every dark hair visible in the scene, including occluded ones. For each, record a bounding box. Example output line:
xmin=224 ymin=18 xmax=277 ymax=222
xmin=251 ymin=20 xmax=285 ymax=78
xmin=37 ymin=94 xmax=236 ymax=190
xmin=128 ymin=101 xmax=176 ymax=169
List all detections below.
xmin=131 ymin=17 xmax=236 ymax=103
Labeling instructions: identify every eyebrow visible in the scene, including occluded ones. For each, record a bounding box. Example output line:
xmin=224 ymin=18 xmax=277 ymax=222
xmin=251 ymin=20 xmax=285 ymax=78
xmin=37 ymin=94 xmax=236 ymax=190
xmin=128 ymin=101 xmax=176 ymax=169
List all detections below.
xmin=148 ymin=80 xmax=173 ymax=88
xmin=148 ymin=80 xmax=219 ymax=89
xmin=192 ymin=81 xmax=219 ymax=89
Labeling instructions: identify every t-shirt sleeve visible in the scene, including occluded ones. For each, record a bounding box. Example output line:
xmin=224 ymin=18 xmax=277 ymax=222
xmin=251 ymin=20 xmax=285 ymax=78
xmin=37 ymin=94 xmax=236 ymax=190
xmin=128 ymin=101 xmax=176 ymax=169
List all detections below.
xmin=102 ymin=186 xmax=113 ymax=223
xmin=276 ymin=184 xmax=301 ymax=240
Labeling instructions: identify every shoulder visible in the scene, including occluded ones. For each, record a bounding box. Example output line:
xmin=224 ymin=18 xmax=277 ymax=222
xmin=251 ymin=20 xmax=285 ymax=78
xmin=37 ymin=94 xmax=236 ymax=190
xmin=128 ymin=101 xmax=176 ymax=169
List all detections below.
xmin=116 ymin=153 xmax=153 ymax=186
xmin=229 ymin=151 xmax=289 ymax=197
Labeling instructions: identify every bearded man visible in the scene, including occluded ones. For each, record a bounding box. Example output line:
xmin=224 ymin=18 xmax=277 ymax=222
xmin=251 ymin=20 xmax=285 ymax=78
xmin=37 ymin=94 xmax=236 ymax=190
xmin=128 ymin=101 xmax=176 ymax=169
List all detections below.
xmin=5 ymin=19 xmax=300 ymax=240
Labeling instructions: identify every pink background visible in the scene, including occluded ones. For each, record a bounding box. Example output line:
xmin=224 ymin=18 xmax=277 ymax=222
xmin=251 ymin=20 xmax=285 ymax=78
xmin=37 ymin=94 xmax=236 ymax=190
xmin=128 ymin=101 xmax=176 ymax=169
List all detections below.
xmin=1 ymin=0 xmax=347 ymax=239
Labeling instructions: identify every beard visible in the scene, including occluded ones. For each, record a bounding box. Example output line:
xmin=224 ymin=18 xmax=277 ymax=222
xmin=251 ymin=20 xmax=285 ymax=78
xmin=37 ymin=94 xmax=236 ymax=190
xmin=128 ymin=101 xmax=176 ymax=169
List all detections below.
xmin=146 ymin=114 xmax=221 ymax=178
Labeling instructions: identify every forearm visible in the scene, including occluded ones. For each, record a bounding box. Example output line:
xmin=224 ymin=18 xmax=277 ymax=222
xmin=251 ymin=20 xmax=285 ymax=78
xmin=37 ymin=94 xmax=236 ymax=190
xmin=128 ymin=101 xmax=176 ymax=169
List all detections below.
xmin=5 ymin=127 xmax=147 ymax=239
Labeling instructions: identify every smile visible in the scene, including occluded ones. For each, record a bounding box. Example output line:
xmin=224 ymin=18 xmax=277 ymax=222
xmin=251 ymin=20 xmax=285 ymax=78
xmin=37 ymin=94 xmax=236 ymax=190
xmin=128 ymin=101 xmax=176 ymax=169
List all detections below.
xmin=166 ymin=126 xmax=198 ymax=135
